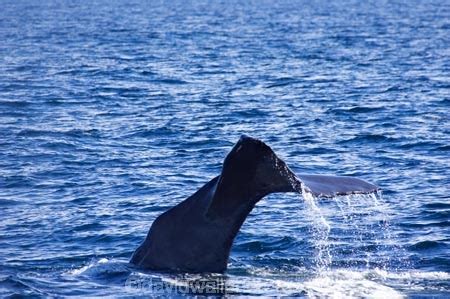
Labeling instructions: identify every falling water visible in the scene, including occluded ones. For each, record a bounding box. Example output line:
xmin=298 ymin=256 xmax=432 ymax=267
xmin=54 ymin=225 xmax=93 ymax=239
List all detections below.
xmin=300 ymin=186 xmax=397 ymax=274
xmin=300 ymin=185 xmax=332 ymax=274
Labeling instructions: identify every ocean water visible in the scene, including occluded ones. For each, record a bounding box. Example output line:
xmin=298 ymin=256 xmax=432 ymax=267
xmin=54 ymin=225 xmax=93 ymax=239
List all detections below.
xmin=1 ymin=0 xmax=449 ymax=297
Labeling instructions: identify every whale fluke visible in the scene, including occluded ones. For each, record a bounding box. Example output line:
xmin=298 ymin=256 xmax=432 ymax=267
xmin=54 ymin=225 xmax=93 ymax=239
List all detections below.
xmin=130 ymin=135 xmax=378 ymax=273
xmin=297 ymin=174 xmax=378 ymax=198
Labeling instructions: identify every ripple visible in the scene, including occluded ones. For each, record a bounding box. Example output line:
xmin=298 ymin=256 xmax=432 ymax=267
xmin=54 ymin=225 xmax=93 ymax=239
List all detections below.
xmin=265 ymin=77 xmax=300 ymax=89
xmin=436 ymin=145 xmax=450 ymax=151
xmin=0 ymin=100 xmax=32 ymax=108
xmin=332 ymin=106 xmax=386 ymax=114
xmin=0 ymin=275 xmax=43 ymax=297
xmin=126 ymin=126 xmax=178 ymax=138
xmin=423 ymin=203 xmax=450 ymax=210
xmin=152 ymin=78 xmax=188 ymax=85
xmin=339 ymin=134 xmax=399 ymax=144
xmin=16 ymin=128 xmax=101 ymax=139
xmin=234 ymin=236 xmax=297 ymax=253
xmin=409 ymin=240 xmax=447 ymax=251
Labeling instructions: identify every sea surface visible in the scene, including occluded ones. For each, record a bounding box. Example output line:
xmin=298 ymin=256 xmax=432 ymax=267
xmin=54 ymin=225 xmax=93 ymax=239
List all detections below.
xmin=1 ymin=0 xmax=449 ymax=297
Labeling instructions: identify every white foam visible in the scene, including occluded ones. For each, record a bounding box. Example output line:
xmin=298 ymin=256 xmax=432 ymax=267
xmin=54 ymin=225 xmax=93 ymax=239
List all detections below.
xmin=125 ymin=266 xmax=449 ymax=296
xmin=67 ymin=258 xmax=109 ymax=276
xmin=303 ymin=270 xmax=404 ymax=299
xmin=223 ymin=269 xmax=408 ymax=297
xmin=371 ymin=268 xmax=450 ymax=283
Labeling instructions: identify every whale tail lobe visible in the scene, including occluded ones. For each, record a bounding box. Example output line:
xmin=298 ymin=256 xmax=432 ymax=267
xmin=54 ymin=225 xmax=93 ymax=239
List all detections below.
xmin=297 ymin=174 xmax=379 ymax=198
xmin=207 ymin=135 xmax=379 ymax=219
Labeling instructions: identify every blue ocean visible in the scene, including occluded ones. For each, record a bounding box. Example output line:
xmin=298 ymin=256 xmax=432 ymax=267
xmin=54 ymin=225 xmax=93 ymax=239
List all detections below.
xmin=1 ymin=0 xmax=449 ymax=297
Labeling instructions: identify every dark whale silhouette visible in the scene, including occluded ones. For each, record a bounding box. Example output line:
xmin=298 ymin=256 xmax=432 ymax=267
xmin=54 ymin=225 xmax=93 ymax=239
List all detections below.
xmin=130 ymin=135 xmax=378 ymax=273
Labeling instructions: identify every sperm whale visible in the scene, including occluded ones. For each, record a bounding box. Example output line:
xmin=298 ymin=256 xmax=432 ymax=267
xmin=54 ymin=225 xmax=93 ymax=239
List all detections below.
xmin=130 ymin=135 xmax=378 ymax=272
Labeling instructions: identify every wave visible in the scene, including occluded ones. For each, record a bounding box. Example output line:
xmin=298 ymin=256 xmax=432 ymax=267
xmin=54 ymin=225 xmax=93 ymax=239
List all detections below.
xmin=66 ymin=258 xmax=130 ymax=278
xmin=330 ymin=106 xmax=386 ymax=114
xmin=16 ymin=128 xmax=101 ymax=139
xmin=339 ymin=134 xmax=398 ymax=144
xmin=408 ymin=240 xmax=447 ymax=251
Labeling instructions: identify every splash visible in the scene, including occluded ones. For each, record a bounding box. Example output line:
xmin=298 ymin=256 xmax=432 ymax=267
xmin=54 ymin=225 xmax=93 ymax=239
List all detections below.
xmin=67 ymin=258 xmax=110 ymax=276
xmin=300 ymin=184 xmax=332 ymax=274
xmin=299 ymin=185 xmax=400 ymax=274
xmin=65 ymin=258 xmax=129 ymax=278
xmin=303 ymin=269 xmax=404 ymax=299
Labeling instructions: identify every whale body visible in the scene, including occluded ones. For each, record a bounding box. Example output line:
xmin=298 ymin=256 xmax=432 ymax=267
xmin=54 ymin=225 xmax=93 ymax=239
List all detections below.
xmin=130 ymin=135 xmax=378 ymax=272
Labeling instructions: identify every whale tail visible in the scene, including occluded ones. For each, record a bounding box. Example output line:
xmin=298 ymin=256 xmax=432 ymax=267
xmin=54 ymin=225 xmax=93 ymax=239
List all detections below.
xmin=131 ymin=135 xmax=380 ymax=273
xmin=206 ymin=135 xmax=302 ymax=218
xmin=297 ymin=174 xmax=379 ymax=198
xmin=206 ymin=135 xmax=379 ymax=218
